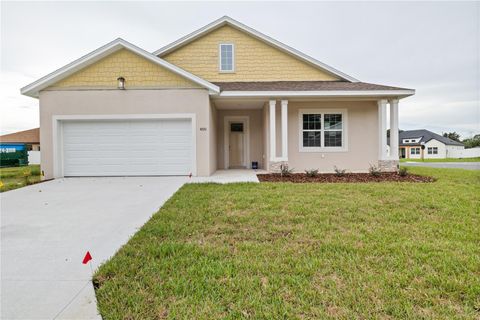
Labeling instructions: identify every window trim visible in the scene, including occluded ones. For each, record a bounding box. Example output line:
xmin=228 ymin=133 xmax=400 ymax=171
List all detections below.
xmin=427 ymin=146 xmax=438 ymax=155
xmin=411 ymin=147 xmax=420 ymax=155
xmin=298 ymin=108 xmax=348 ymax=152
xmin=218 ymin=43 xmax=235 ymax=73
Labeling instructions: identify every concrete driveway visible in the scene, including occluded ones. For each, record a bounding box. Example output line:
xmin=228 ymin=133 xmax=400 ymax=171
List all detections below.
xmin=1 ymin=177 xmax=187 ymax=319
xmin=402 ymin=161 xmax=480 ymax=170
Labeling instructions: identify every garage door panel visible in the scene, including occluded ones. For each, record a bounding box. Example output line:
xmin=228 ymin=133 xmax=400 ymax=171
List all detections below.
xmin=62 ymin=119 xmax=193 ymax=176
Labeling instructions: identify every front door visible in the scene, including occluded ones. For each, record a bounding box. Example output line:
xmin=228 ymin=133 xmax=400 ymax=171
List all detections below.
xmin=229 ymin=122 xmax=245 ymax=168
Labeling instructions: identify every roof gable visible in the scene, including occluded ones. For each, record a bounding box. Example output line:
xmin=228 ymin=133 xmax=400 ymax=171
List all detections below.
xmin=155 ymin=16 xmax=358 ymax=82
xmin=51 ymin=48 xmax=201 ymax=89
xmin=0 ymin=128 xmax=40 ymax=144
xmin=21 ymin=38 xmax=219 ymax=98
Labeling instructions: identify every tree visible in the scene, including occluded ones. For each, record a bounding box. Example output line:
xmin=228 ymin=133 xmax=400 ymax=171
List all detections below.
xmin=442 ymin=132 xmax=461 ymax=142
xmin=462 ymin=134 xmax=480 ymax=149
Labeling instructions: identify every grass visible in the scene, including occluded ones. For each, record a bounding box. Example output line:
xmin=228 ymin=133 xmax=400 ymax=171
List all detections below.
xmin=0 ymin=165 xmax=41 ymax=192
xmin=400 ymin=157 xmax=480 ymax=163
xmin=94 ymin=167 xmax=480 ymax=319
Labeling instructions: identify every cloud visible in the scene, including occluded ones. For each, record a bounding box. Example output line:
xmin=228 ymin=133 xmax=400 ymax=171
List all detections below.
xmin=0 ymin=72 xmax=38 ymax=135
xmin=0 ymin=1 xmax=478 ymax=139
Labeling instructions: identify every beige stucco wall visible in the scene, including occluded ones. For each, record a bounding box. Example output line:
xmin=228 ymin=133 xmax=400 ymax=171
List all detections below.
xmin=162 ymin=25 xmax=339 ymax=82
xmin=50 ymin=49 xmax=201 ymax=89
xmin=216 ymin=109 xmax=264 ymax=169
xmin=283 ymin=101 xmax=379 ymax=172
xmin=39 ymin=89 xmax=213 ymax=179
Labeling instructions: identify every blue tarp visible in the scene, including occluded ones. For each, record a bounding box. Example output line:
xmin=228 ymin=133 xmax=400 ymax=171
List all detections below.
xmin=0 ymin=144 xmax=26 ymax=153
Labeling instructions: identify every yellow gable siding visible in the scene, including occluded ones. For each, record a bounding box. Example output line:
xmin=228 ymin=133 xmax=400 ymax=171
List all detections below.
xmin=162 ymin=25 xmax=340 ymax=82
xmin=50 ymin=49 xmax=200 ymax=89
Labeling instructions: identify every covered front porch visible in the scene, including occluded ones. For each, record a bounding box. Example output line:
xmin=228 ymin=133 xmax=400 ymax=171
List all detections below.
xmin=211 ymin=96 xmax=402 ymax=174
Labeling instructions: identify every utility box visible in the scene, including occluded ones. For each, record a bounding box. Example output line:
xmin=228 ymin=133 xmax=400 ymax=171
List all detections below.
xmin=0 ymin=144 xmax=29 ymax=167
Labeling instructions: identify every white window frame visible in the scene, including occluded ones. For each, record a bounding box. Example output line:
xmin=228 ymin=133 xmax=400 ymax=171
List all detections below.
xmin=411 ymin=147 xmax=420 ymax=155
xmin=218 ymin=43 xmax=235 ymax=73
xmin=298 ymin=109 xmax=348 ymax=152
xmin=428 ymin=147 xmax=438 ymax=155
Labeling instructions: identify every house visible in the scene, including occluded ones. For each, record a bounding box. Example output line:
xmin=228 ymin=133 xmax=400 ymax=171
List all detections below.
xmin=0 ymin=128 xmax=41 ymax=164
xmin=0 ymin=128 xmax=40 ymax=151
xmin=395 ymin=129 xmax=464 ymax=159
xmin=21 ymin=16 xmax=414 ymax=179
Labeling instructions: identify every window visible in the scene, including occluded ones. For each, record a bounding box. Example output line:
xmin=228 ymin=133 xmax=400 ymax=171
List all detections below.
xmin=299 ymin=110 xmax=347 ymax=151
xmin=302 ymin=114 xmax=322 ymax=147
xmin=404 ymin=139 xmax=410 ymax=143
xmin=427 ymin=147 xmax=438 ymax=155
xmin=230 ymin=123 xmax=243 ymax=132
xmin=324 ymin=114 xmax=343 ymax=147
xmin=411 ymin=147 xmax=420 ymax=155
xmin=219 ymin=44 xmax=234 ymax=72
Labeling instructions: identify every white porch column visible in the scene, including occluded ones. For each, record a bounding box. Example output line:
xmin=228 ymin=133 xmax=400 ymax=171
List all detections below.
xmin=389 ymin=99 xmax=399 ymax=160
xmin=377 ymin=99 xmax=388 ymax=160
xmin=269 ymin=100 xmax=276 ymax=160
xmin=281 ymin=100 xmax=288 ymax=160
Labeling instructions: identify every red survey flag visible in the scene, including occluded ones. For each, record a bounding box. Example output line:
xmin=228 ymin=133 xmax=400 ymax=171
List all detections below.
xmin=82 ymin=251 xmax=92 ymax=264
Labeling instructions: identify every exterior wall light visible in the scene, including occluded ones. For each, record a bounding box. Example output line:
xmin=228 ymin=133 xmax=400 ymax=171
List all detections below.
xmin=117 ymin=77 xmax=125 ymax=90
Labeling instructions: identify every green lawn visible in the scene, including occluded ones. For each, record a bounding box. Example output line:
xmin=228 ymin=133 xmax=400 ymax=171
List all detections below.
xmin=94 ymin=167 xmax=480 ymax=319
xmin=0 ymin=165 xmax=41 ymax=192
xmin=400 ymin=157 xmax=480 ymax=163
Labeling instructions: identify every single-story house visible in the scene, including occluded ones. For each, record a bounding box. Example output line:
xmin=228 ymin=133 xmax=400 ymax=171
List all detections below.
xmin=0 ymin=128 xmax=40 ymax=151
xmin=21 ymin=16 xmax=414 ymax=179
xmin=0 ymin=128 xmax=41 ymax=165
xmin=390 ymin=129 xmax=464 ymax=159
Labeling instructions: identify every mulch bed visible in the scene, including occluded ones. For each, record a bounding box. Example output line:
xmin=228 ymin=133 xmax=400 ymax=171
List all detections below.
xmin=257 ymin=172 xmax=435 ymax=183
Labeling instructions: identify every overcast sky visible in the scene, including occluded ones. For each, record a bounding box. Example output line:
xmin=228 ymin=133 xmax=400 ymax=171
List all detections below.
xmin=1 ymin=1 xmax=479 ymax=138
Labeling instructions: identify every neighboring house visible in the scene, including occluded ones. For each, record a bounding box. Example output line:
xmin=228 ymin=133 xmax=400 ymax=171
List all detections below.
xmin=0 ymin=128 xmax=41 ymax=164
xmin=21 ymin=16 xmax=414 ymax=179
xmin=390 ymin=129 xmax=464 ymax=159
xmin=0 ymin=128 xmax=40 ymax=151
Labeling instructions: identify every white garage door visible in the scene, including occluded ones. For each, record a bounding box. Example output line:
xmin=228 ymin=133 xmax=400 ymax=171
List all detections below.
xmin=62 ymin=119 xmax=193 ymax=176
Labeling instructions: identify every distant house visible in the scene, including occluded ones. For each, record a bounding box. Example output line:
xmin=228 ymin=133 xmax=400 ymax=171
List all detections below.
xmin=0 ymin=128 xmax=40 ymax=151
xmin=390 ymin=129 xmax=464 ymax=159
xmin=0 ymin=128 xmax=41 ymax=164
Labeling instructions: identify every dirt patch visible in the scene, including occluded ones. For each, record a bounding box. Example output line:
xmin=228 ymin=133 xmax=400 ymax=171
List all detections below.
xmin=257 ymin=172 xmax=435 ymax=183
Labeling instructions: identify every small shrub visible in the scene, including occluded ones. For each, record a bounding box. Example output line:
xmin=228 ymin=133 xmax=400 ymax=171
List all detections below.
xmin=22 ymin=169 xmax=32 ymax=185
xmin=333 ymin=166 xmax=347 ymax=177
xmin=369 ymin=164 xmax=382 ymax=177
xmin=280 ymin=164 xmax=294 ymax=177
xmin=30 ymin=166 xmax=41 ymax=176
xmin=305 ymin=169 xmax=319 ymax=177
xmin=398 ymin=167 xmax=408 ymax=177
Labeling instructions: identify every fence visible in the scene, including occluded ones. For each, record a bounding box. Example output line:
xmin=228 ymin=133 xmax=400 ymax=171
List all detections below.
xmin=447 ymin=148 xmax=480 ymax=158
xmin=28 ymin=151 xmax=41 ymax=164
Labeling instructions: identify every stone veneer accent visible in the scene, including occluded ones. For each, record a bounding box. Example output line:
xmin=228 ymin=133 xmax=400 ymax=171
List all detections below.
xmin=269 ymin=161 xmax=289 ymax=173
xmin=378 ymin=160 xmax=399 ymax=172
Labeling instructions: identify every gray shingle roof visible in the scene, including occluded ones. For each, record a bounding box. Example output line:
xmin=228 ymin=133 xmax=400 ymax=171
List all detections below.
xmin=212 ymin=81 xmax=412 ymax=91
xmin=389 ymin=129 xmax=464 ymax=146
